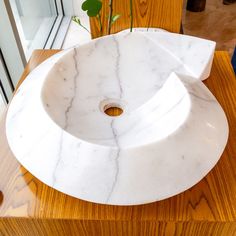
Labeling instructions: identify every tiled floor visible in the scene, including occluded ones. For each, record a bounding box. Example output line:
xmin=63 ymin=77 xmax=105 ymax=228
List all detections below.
xmin=182 ymin=0 xmax=236 ymax=57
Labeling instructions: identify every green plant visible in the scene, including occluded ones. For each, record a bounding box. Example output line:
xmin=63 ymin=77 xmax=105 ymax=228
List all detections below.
xmin=81 ymin=0 xmax=103 ymax=34
xmin=73 ymin=0 xmax=133 ymax=36
xmin=81 ymin=0 xmax=102 ymax=17
xmin=72 ymin=16 xmax=90 ymax=33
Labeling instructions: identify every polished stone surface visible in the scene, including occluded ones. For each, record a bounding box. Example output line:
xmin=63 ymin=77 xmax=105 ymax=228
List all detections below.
xmin=6 ymin=31 xmax=228 ymax=205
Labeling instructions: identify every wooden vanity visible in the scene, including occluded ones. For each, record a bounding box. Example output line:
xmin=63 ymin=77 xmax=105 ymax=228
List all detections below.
xmin=1 ymin=0 xmax=236 ymax=235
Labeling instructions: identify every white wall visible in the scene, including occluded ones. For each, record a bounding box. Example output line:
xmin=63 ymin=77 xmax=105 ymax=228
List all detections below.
xmin=72 ymin=0 xmax=88 ymax=17
xmin=62 ymin=0 xmax=91 ymax=49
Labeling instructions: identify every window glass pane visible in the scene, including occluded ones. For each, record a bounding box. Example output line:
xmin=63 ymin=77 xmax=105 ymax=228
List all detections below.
xmin=10 ymin=0 xmax=58 ymax=59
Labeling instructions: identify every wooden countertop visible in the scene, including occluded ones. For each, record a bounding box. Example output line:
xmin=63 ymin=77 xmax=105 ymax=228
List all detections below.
xmin=0 ymin=50 xmax=236 ymax=235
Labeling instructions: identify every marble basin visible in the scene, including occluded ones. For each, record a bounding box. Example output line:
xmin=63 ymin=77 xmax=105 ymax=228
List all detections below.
xmin=6 ymin=30 xmax=228 ymax=205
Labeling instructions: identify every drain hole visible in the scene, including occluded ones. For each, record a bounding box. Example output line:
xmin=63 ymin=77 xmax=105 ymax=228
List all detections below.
xmin=103 ymin=103 xmax=123 ymax=117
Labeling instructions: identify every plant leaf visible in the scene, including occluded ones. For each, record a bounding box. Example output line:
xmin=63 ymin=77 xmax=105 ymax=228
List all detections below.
xmin=72 ymin=16 xmax=90 ymax=33
xmin=81 ymin=0 xmax=102 ymax=17
xmin=72 ymin=16 xmax=81 ymax=24
xmin=111 ymin=14 xmax=121 ymax=24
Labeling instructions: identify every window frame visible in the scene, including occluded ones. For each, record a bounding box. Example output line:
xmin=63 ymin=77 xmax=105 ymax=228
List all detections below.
xmin=0 ymin=0 xmax=72 ymax=102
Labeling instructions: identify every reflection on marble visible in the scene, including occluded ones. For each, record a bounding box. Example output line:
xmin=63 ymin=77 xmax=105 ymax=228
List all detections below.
xmin=6 ymin=31 xmax=228 ymax=205
xmin=183 ymin=0 xmax=236 ymax=57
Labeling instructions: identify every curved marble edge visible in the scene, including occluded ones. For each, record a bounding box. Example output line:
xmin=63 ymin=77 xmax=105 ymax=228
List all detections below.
xmin=6 ymin=32 xmax=228 ymax=205
xmin=128 ymin=31 xmax=216 ymax=81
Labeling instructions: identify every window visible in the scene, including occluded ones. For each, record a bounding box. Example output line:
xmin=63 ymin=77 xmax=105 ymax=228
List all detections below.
xmin=0 ymin=0 xmax=72 ymax=104
xmin=10 ymin=0 xmax=63 ymax=60
xmin=0 ymin=49 xmax=13 ymax=117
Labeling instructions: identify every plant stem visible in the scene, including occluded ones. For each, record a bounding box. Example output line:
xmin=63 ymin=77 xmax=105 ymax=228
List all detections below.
xmin=80 ymin=23 xmax=90 ymax=33
xmin=97 ymin=13 xmax=103 ymax=36
xmin=72 ymin=16 xmax=90 ymax=33
xmin=130 ymin=0 xmax=133 ymax=32
xmin=108 ymin=0 xmax=113 ymax=34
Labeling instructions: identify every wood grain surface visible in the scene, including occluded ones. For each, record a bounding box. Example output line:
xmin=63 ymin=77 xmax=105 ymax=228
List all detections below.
xmin=90 ymin=0 xmax=183 ymax=38
xmin=0 ymin=50 xmax=236 ymax=235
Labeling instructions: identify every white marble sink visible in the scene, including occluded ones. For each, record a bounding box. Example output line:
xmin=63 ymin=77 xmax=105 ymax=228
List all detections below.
xmin=6 ymin=30 xmax=228 ymax=205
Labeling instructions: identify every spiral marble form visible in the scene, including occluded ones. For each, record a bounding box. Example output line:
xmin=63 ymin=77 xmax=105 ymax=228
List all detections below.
xmin=6 ymin=31 xmax=228 ymax=205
